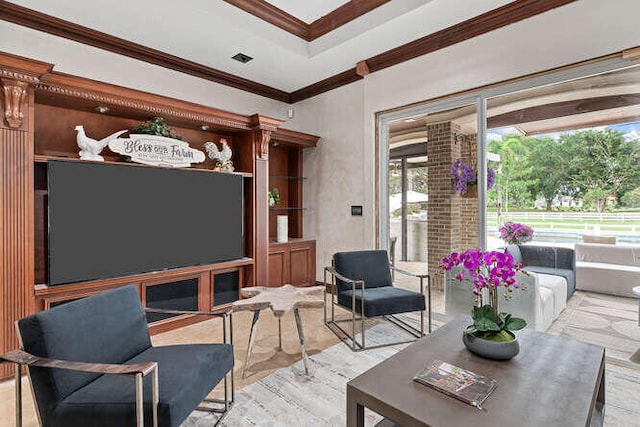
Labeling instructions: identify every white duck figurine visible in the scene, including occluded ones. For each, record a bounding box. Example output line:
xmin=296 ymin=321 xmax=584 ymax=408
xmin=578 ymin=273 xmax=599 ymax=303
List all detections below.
xmin=75 ymin=125 xmax=127 ymax=161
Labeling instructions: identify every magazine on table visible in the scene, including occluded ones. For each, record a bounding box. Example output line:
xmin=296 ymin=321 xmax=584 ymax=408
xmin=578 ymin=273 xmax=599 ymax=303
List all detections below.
xmin=413 ymin=360 xmax=497 ymax=410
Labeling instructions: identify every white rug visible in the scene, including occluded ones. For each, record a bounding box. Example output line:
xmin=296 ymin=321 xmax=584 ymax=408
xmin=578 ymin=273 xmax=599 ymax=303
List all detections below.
xmin=183 ymin=309 xmax=640 ymax=426
xmin=184 ymin=315 xmax=436 ymax=427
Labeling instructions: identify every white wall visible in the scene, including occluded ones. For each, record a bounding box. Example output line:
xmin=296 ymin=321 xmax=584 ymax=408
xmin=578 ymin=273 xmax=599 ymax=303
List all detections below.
xmin=297 ymin=82 xmax=366 ymax=278
xmin=0 ymin=21 xmax=293 ymax=121
xmin=302 ymin=0 xmax=640 ymax=279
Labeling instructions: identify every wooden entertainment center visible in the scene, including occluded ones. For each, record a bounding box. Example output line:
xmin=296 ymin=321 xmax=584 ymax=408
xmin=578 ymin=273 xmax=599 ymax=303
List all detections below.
xmin=0 ymin=52 xmax=319 ymax=379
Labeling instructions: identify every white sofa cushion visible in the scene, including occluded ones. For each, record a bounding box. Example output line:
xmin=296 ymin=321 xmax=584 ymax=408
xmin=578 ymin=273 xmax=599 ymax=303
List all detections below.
xmin=537 ymin=273 xmax=567 ymax=319
xmin=575 ymin=243 xmax=640 ymax=298
xmin=444 ymin=269 xmax=558 ymax=332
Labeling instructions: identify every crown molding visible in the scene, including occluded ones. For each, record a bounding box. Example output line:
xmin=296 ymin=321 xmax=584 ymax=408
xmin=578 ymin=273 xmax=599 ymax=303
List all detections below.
xmin=0 ymin=0 xmax=290 ymax=102
xmin=291 ymin=0 xmax=579 ymax=101
xmin=223 ymin=0 xmax=390 ymax=42
xmin=0 ymin=0 xmax=579 ymax=104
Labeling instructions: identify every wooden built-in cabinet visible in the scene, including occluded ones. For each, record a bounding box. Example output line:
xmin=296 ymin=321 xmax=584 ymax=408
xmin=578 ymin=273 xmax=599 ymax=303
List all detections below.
xmin=267 ymin=129 xmax=319 ymax=287
xmin=269 ymin=239 xmax=316 ymax=287
xmin=0 ymin=52 xmax=319 ymax=379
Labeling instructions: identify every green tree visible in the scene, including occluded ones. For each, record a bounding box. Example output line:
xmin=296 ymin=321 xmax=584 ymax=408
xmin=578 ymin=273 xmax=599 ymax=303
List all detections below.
xmin=562 ymin=129 xmax=640 ymax=212
xmin=521 ymin=136 xmax=572 ymax=210
xmin=621 ymin=186 xmax=640 ymax=208
xmin=488 ymin=135 xmax=534 ymax=211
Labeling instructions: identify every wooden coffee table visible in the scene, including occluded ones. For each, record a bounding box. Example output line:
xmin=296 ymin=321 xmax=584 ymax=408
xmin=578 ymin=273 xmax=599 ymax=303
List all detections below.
xmin=347 ymin=316 xmax=605 ymax=427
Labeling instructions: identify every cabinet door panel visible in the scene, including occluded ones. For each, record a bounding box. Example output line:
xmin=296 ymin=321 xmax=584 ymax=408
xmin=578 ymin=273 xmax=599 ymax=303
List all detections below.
xmin=290 ymin=246 xmax=312 ymax=286
xmin=268 ymin=251 xmax=287 ymax=287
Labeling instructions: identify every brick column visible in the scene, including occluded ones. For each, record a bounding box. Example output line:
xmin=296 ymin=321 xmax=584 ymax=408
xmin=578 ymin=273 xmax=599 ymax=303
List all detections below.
xmin=427 ymin=122 xmax=461 ymax=290
xmin=460 ymin=134 xmax=479 ymax=249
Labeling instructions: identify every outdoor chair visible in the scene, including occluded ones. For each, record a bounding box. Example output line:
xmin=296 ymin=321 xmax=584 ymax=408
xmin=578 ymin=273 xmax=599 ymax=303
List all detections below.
xmin=324 ymin=250 xmax=431 ymax=351
xmin=0 ymin=285 xmax=234 ymax=427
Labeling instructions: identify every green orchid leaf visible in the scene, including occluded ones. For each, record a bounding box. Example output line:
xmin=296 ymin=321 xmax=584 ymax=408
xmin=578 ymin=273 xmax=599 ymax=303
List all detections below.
xmin=474 ymin=317 xmax=501 ymax=332
xmin=505 ymin=317 xmax=527 ymax=331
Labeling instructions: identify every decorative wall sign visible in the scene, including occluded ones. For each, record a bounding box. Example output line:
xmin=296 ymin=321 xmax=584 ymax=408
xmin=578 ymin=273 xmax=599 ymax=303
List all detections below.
xmin=108 ymin=134 xmax=205 ymax=167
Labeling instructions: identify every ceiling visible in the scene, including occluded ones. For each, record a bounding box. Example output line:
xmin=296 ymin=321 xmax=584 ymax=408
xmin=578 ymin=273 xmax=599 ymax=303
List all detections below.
xmin=1 ymin=0 xmax=571 ymax=101
xmin=265 ymin=0 xmax=351 ymax=24
xmin=388 ymin=65 xmax=640 ymax=157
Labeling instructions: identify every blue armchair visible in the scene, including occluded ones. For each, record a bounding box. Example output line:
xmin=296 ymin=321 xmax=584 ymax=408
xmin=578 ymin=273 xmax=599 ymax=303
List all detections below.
xmin=324 ymin=250 xmax=431 ymax=351
xmin=0 ymin=285 xmax=234 ymax=427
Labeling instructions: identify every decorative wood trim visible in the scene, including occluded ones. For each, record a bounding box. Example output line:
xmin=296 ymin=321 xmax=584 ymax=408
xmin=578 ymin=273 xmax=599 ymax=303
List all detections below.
xmin=249 ymin=114 xmax=282 ymax=132
xmin=366 ymin=0 xmax=578 ymax=73
xmin=0 ymin=0 xmax=578 ymax=104
xmin=0 ymin=0 xmax=290 ymax=103
xmin=622 ymin=46 xmax=640 ymax=61
xmin=355 ymin=60 xmax=370 ymax=77
xmin=1 ymin=78 xmax=28 ymax=128
xmin=290 ymin=68 xmax=362 ymax=103
xmin=309 ymin=0 xmax=391 ymax=41
xmin=487 ymin=93 xmax=640 ymax=129
xmin=291 ymin=0 xmax=579 ymax=101
xmin=35 ymin=71 xmax=269 ymax=131
xmin=0 ymin=127 xmax=35 ymax=379
xmin=223 ymin=0 xmax=309 ymax=40
xmin=0 ymin=52 xmax=54 ymax=81
xmin=34 ymin=258 xmax=254 ymax=293
xmin=223 ymin=0 xmax=389 ymax=42
xmin=271 ymin=128 xmax=320 ymax=148
xmin=0 ymin=52 xmax=51 ymax=129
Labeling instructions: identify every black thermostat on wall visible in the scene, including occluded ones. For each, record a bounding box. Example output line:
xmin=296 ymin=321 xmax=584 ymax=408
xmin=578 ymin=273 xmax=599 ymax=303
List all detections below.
xmin=351 ymin=205 xmax=363 ymax=216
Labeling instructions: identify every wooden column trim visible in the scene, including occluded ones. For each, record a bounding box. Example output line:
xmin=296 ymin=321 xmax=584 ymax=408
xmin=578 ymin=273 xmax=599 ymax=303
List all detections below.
xmin=1 ymin=78 xmax=28 ymax=128
xmin=0 ymin=52 xmax=52 ymax=130
xmin=247 ymin=115 xmax=281 ymax=286
xmin=0 ymin=52 xmax=51 ymax=378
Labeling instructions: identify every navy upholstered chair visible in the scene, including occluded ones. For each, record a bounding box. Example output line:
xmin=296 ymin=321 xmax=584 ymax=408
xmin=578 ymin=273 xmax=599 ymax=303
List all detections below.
xmin=0 ymin=285 xmax=234 ymax=427
xmin=324 ymin=250 xmax=431 ymax=351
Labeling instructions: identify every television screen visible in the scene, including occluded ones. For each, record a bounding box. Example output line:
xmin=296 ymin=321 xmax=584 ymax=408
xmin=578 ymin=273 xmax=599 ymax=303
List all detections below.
xmin=48 ymin=160 xmax=243 ymax=285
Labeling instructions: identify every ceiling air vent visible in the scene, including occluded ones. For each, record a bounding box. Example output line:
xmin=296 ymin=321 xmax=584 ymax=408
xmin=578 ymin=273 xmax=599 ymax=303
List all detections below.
xmin=232 ymin=53 xmax=253 ymax=64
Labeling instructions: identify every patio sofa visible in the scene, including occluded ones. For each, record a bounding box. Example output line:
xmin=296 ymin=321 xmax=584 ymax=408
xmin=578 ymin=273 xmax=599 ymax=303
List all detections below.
xmin=445 ymin=245 xmax=575 ymax=332
xmin=505 ymin=244 xmax=576 ymax=300
xmin=444 ymin=267 xmax=558 ymax=332
xmin=575 ymin=243 xmax=640 ymax=298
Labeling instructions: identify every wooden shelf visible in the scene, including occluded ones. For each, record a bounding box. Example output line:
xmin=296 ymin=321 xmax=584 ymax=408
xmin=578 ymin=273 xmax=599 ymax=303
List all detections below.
xmin=35 ymin=257 xmax=254 ymax=294
xmin=270 ymin=175 xmax=307 ymax=180
xmin=34 ymin=154 xmax=253 ymax=177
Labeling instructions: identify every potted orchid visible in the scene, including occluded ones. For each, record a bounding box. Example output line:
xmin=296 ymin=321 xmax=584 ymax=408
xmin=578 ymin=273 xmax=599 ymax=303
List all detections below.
xmin=442 ymin=249 xmax=527 ymax=359
xmin=450 ymin=159 xmax=495 ymax=196
xmin=499 ymin=221 xmax=534 ymax=245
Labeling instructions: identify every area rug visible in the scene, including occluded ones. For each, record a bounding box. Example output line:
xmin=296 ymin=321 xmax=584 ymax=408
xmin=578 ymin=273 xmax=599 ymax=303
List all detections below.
xmin=184 ymin=314 xmax=446 ymax=427
xmin=546 ymin=291 xmax=640 ymax=366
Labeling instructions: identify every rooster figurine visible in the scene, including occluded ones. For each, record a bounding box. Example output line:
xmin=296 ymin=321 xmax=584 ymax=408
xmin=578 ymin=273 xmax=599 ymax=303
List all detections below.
xmin=75 ymin=125 xmax=127 ymax=161
xmin=204 ymin=138 xmax=234 ymax=171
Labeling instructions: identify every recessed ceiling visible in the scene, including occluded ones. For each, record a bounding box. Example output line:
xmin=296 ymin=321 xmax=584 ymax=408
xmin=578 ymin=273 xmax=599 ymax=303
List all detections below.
xmin=265 ymin=0 xmax=350 ymax=24
xmin=0 ymin=0 xmax=582 ymax=101
xmin=2 ymin=0 xmax=514 ymax=92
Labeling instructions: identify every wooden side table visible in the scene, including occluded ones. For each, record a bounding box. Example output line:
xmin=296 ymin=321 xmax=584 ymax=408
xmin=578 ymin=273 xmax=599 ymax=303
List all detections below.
xmin=232 ymin=284 xmax=325 ymax=377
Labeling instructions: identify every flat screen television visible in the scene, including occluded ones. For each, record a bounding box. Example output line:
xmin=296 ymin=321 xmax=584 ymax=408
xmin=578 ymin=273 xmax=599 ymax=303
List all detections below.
xmin=48 ymin=160 xmax=243 ymax=285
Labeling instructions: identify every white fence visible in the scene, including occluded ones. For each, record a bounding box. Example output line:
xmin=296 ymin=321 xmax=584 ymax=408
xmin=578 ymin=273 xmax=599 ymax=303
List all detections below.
xmin=488 ymin=212 xmax=640 ymax=222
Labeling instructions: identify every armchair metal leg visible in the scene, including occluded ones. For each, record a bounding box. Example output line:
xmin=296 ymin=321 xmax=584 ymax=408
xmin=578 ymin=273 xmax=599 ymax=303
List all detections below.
xmin=15 ymin=364 xmax=21 ymax=427
xmin=151 ymin=367 xmax=159 ymax=427
xmin=427 ymin=276 xmax=432 ymax=333
xmin=135 ymin=373 xmax=144 ymax=427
